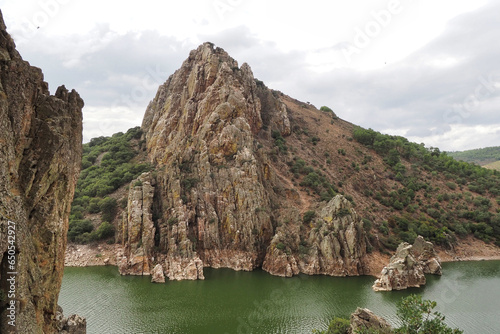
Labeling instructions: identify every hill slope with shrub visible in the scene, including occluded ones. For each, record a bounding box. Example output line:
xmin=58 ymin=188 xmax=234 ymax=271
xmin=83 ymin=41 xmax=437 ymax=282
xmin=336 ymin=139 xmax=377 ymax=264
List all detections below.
xmin=68 ymin=127 xmax=150 ymax=243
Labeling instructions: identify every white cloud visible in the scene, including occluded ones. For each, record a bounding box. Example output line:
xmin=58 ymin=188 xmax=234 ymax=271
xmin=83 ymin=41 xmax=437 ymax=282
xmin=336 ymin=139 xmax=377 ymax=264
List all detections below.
xmin=0 ymin=0 xmax=498 ymax=150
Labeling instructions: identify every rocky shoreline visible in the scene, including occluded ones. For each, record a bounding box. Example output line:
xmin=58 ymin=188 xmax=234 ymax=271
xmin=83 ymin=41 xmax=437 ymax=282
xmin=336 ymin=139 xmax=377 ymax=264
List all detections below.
xmin=65 ymin=244 xmax=122 ymax=267
xmin=64 ymin=237 xmax=500 ymax=275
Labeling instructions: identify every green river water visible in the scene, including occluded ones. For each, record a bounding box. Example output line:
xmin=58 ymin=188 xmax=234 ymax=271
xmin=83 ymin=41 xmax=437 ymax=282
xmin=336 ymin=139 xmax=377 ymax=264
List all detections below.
xmin=59 ymin=261 xmax=500 ymax=334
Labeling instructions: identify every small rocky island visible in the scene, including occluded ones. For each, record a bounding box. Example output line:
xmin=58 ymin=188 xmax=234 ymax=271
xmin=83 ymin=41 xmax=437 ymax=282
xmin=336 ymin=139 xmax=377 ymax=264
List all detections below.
xmin=373 ymin=236 xmax=442 ymax=291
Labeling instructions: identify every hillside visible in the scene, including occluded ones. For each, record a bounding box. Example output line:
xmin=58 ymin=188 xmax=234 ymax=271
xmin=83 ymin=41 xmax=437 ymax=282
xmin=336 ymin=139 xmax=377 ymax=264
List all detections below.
xmin=68 ymin=43 xmax=500 ymax=279
xmin=485 ymin=161 xmax=500 ymax=171
xmin=448 ymin=146 xmax=500 ymax=166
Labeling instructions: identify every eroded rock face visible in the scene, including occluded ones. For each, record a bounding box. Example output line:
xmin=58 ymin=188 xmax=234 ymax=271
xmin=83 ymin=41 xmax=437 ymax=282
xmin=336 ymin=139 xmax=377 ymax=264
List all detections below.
xmin=0 ymin=10 xmax=83 ymax=333
xmin=119 ymin=172 xmax=155 ymax=276
xmin=349 ymin=308 xmax=392 ymax=334
xmin=127 ymin=43 xmax=368 ymax=281
xmin=263 ymin=195 xmax=369 ymax=277
xmin=141 ymin=43 xmax=280 ymax=278
xmin=372 ymin=236 xmax=441 ymax=291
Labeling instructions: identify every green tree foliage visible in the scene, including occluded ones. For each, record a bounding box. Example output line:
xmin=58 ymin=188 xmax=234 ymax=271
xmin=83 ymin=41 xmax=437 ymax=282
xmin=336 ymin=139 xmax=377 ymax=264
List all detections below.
xmin=68 ymin=219 xmax=93 ymax=242
xmin=448 ymin=146 xmax=500 ymax=165
xmin=320 ymin=106 xmax=334 ymax=113
xmin=94 ymin=221 xmax=115 ymax=240
xmin=303 ymin=210 xmax=316 ymax=224
xmin=352 ymin=125 xmax=500 ymax=246
xmin=99 ymin=197 xmax=118 ymax=222
xmin=312 ymin=317 xmax=350 ymax=334
xmin=394 ymin=295 xmax=463 ymax=334
xmin=69 ymin=127 xmax=150 ymax=244
xmin=272 ymin=130 xmax=288 ymax=153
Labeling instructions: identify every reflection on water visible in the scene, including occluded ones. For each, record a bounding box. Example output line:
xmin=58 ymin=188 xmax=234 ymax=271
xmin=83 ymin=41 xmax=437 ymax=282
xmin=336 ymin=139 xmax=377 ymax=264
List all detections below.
xmin=59 ymin=261 xmax=500 ymax=334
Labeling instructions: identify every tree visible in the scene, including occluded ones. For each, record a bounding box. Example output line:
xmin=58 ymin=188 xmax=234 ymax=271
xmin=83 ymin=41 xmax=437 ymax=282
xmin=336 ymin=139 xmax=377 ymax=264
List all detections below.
xmin=312 ymin=317 xmax=350 ymax=334
xmin=394 ymin=295 xmax=463 ymax=334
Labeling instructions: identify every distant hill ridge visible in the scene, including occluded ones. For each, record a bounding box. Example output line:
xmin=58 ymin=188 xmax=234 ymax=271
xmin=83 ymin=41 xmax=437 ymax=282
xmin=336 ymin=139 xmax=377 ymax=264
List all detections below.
xmin=448 ymin=146 xmax=500 ymax=170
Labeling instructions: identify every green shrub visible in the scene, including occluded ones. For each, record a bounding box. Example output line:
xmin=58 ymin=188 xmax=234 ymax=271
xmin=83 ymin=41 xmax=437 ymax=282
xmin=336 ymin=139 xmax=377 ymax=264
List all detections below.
xmin=95 ymin=221 xmax=115 ymax=240
xmin=320 ymin=106 xmax=334 ymax=113
xmin=275 ymin=242 xmax=286 ymax=251
xmin=99 ymin=197 xmax=117 ymax=222
xmin=316 ymin=317 xmax=350 ymax=334
xmin=68 ymin=220 xmax=94 ymax=243
xmin=303 ymin=210 xmax=316 ymax=224
xmin=167 ymin=217 xmax=179 ymax=226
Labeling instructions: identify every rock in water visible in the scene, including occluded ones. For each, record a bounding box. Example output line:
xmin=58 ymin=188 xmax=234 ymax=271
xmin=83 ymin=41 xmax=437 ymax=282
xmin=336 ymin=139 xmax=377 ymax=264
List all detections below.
xmin=151 ymin=264 xmax=166 ymax=283
xmin=372 ymin=236 xmax=442 ymax=291
xmin=0 ymin=10 xmax=84 ymax=333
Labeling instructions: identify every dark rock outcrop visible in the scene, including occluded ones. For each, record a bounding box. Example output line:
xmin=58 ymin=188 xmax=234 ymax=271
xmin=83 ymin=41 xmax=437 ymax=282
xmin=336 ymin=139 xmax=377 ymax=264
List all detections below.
xmin=372 ymin=236 xmax=441 ymax=291
xmin=56 ymin=306 xmax=86 ymax=334
xmin=0 ymin=10 xmax=84 ymax=333
xmin=123 ymin=42 xmax=369 ymax=281
xmin=349 ymin=308 xmax=392 ymax=334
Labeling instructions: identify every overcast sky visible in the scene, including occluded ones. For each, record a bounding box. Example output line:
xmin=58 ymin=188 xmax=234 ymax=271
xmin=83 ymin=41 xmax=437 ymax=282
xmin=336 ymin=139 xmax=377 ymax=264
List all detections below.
xmin=1 ymin=0 xmax=499 ymax=151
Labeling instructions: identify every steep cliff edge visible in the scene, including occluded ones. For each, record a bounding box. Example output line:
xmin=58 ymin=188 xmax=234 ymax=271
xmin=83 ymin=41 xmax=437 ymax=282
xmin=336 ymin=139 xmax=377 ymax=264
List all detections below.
xmin=117 ymin=43 xmax=369 ymax=280
xmin=0 ymin=11 xmax=84 ymax=334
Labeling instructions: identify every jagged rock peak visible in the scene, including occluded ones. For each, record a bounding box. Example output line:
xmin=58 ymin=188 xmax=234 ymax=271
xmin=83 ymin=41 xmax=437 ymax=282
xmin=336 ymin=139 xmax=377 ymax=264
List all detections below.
xmin=141 ymin=42 xmax=268 ymax=165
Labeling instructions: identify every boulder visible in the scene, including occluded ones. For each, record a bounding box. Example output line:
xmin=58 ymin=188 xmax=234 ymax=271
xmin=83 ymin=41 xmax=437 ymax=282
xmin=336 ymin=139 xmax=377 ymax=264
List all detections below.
xmin=349 ymin=308 xmax=392 ymax=334
xmin=151 ymin=264 xmax=166 ymax=283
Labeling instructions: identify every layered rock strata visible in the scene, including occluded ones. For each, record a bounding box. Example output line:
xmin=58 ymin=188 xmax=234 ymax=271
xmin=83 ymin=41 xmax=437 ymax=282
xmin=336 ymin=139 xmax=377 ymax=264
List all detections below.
xmin=119 ymin=172 xmax=155 ymax=276
xmin=372 ymin=236 xmax=441 ymax=291
xmin=0 ymin=10 xmax=84 ymax=333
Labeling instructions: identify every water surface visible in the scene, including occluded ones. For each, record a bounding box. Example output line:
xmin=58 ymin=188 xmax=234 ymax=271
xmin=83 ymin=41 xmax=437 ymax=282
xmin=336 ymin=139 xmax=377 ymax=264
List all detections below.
xmin=59 ymin=261 xmax=500 ymax=333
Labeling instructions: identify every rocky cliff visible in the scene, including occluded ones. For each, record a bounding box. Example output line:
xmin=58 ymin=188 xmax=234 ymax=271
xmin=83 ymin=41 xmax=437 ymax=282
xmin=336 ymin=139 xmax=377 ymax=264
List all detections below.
xmin=262 ymin=195 xmax=368 ymax=277
xmin=0 ymin=11 xmax=84 ymax=334
xmin=372 ymin=236 xmax=441 ymax=291
xmin=117 ymin=42 xmax=369 ymax=280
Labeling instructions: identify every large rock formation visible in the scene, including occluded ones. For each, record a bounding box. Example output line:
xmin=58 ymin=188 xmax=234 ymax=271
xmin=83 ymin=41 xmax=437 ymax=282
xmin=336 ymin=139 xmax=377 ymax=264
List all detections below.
xmin=372 ymin=236 xmax=441 ymax=291
xmin=121 ymin=42 xmax=369 ymax=281
xmin=263 ymin=195 xmax=368 ymax=277
xmin=0 ymin=10 xmax=84 ymax=334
